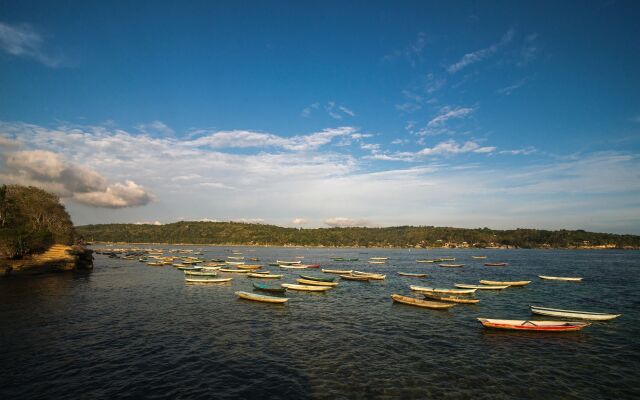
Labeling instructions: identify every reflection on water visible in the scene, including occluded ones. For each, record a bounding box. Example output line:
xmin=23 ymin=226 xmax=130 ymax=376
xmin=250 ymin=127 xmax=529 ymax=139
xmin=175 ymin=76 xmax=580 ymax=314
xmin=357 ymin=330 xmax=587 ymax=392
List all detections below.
xmin=1 ymin=247 xmax=639 ymax=399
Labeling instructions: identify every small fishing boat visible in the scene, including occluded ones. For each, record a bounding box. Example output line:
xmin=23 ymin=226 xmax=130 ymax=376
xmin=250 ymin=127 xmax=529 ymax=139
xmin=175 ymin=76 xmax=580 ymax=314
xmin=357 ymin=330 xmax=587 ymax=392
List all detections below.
xmin=177 ymin=266 xmax=203 ymax=271
xmin=322 ymin=269 xmax=353 ymax=274
xmin=440 ymin=258 xmax=456 ymax=261
xmin=251 ymin=270 xmax=270 ymax=274
xmin=299 ymin=275 xmax=336 ymax=282
xmin=416 ymin=259 xmax=436 ymax=263
xmin=477 ymin=318 xmax=590 ymax=332
xmin=472 ymin=256 xmax=487 ymax=259
xmin=297 ymin=278 xmax=339 ymax=287
xmin=301 ymin=264 xmax=321 ymax=268
xmin=398 ymin=272 xmax=428 ymax=278
xmin=339 ymin=274 xmax=370 ymax=281
xmin=253 ymin=282 xmax=287 ymax=293
xmin=147 ymin=262 xmax=164 ymax=266
xmin=201 ymin=266 xmax=222 ymax=271
xmin=331 ymin=258 xmax=359 ymax=261
xmin=236 ymin=264 xmax=262 ymax=270
xmin=172 ymin=263 xmax=187 ymax=267
xmin=225 ymin=261 xmax=245 ymax=265
xmin=529 ymin=306 xmax=621 ymax=321
xmin=368 ymin=261 xmax=386 ymax=264
xmin=281 ymin=283 xmax=332 ymax=292
xmin=295 ymin=256 xmax=305 ymax=259
xmin=538 ymin=275 xmax=583 ymax=282
xmin=391 ymin=294 xmax=456 ymax=309
xmin=249 ymin=257 xmax=260 ymax=262
xmin=278 ymin=265 xmax=308 ymax=270
xmin=277 ymin=260 xmax=302 ymax=265
xmin=353 ymin=271 xmax=386 ymax=280
xmin=211 ymin=258 xmax=225 ymax=263
xmin=370 ymin=257 xmax=388 ymax=260
xmin=218 ymin=268 xmax=250 ymax=273
xmin=484 ymin=262 xmax=508 ymax=267
xmin=455 ymin=284 xmax=509 ymax=290
xmin=410 ymin=285 xmax=477 ymax=294
xmin=184 ymin=270 xmax=218 ymax=276
xmin=185 ymin=277 xmax=233 ymax=283
xmin=236 ymin=291 xmax=288 ymax=303
xmin=423 ymin=293 xmax=480 ymax=304
xmin=248 ymin=273 xmax=282 ymax=278
xmin=439 ymin=263 xmax=465 ymax=268
xmin=480 ymin=280 xmax=531 ymax=287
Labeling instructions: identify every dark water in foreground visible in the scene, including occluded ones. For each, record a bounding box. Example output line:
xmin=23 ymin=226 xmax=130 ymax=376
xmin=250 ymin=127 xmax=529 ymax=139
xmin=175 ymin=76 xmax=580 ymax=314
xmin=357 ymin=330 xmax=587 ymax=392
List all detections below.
xmin=1 ymin=247 xmax=639 ymax=399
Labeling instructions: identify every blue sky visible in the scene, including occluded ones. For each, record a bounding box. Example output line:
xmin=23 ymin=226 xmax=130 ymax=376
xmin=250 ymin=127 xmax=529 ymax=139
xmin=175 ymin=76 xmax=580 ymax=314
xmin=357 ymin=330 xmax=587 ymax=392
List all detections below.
xmin=1 ymin=1 xmax=639 ymax=233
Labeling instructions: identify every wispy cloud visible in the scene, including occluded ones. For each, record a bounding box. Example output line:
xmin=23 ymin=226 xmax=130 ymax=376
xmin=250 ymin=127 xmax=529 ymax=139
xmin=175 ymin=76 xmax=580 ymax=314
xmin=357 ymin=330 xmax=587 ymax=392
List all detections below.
xmin=301 ymin=102 xmax=319 ymax=118
xmin=447 ymin=28 xmax=514 ymax=74
xmin=339 ymin=106 xmax=355 ymax=117
xmin=324 ymin=217 xmax=371 ymax=227
xmin=135 ymin=120 xmax=175 ymax=136
xmin=0 ymin=21 xmax=63 ymax=67
xmin=302 ymin=102 xmax=355 ymax=119
xmin=427 ymin=106 xmax=475 ymax=127
xmin=496 ymin=77 xmax=529 ymax=96
xmin=364 ymin=139 xmax=496 ymax=162
xmin=518 ymin=33 xmax=540 ymax=66
xmin=385 ymin=32 xmax=428 ymax=67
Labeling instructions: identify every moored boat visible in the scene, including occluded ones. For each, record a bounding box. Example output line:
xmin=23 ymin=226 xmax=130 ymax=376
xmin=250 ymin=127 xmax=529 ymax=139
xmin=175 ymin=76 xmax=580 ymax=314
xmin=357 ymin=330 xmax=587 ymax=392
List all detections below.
xmin=253 ymin=282 xmax=287 ymax=293
xmin=184 ymin=270 xmax=218 ymax=276
xmin=353 ymin=271 xmax=386 ymax=280
xmin=440 ymin=258 xmax=456 ymax=261
xmin=368 ymin=261 xmax=386 ymax=264
xmin=277 ymin=260 xmax=302 ymax=265
xmin=529 ymin=306 xmax=621 ymax=320
xmin=480 ymin=280 xmax=531 ymax=286
xmin=296 ymin=278 xmax=339 ymax=287
xmin=423 ymin=293 xmax=480 ymax=304
xmin=538 ymin=275 xmax=583 ymax=282
xmin=477 ymin=318 xmax=590 ymax=331
xmin=391 ymin=294 xmax=456 ymax=309
xmin=410 ymin=285 xmax=477 ymax=294
xmin=281 ymin=283 xmax=332 ymax=292
xmin=236 ymin=291 xmax=288 ymax=303
xmin=439 ymin=263 xmax=464 ymax=268
xmin=339 ymin=274 xmax=370 ymax=281
xmin=185 ymin=277 xmax=233 ymax=283
xmin=472 ymin=256 xmax=487 ymax=259
xmin=322 ymin=269 xmax=353 ymax=274
xmin=455 ymin=284 xmax=509 ymax=290
xmin=398 ymin=272 xmax=428 ymax=278
xmin=278 ymin=264 xmax=308 ymax=269
xmin=248 ymin=273 xmax=282 ymax=278
xmin=370 ymin=257 xmax=389 ymax=260
xmin=218 ymin=268 xmax=250 ymax=273
xmin=299 ymin=274 xmax=336 ymax=282
xmin=484 ymin=262 xmax=508 ymax=267
xmin=302 ymin=264 xmax=321 ymax=268
xmin=236 ymin=264 xmax=263 ymax=270
xmin=416 ymin=259 xmax=437 ymax=263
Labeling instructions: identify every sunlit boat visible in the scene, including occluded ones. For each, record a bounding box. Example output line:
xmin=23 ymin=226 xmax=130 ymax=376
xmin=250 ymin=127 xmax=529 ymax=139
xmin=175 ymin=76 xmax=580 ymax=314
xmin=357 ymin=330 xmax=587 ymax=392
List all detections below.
xmin=322 ymin=269 xmax=353 ymax=274
xmin=353 ymin=271 xmax=385 ymax=280
xmin=218 ymin=268 xmax=249 ymax=273
xmin=253 ymin=282 xmax=286 ymax=293
xmin=339 ymin=274 xmax=370 ymax=281
xmin=455 ymin=284 xmax=509 ymax=290
xmin=422 ymin=293 xmax=480 ymax=304
xmin=529 ymin=306 xmax=621 ymax=320
xmin=391 ymin=294 xmax=456 ymax=309
xmin=398 ymin=272 xmax=428 ymax=278
xmin=299 ymin=275 xmax=335 ymax=282
xmin=477 ymin=318 xmax=590 ymax=331
xmin=410 ymin=285 xmax=477 ymax=294
xmin=184 ymin=270 xmax=217 ymax=276
xmin=480 ymin=280 xmax=531 ymax=286
xmin=538 ymin=275 xmax=583 ymax=281
xmin=370 ymin=257 xmax=389 ymax=260
xmin=247 ymin=273 xmax=282 ymax=278
xmin=236 ymin=291 xmax=288 ymax=303
xmin=277 ymin=260 xmax=302 ymax=265
xmin=185 ymin=277 xmax=232 ymax=283
xmin=278 ymin=264 xmax=308 ymax=269
xmin=472 ymin=256 xmax=487 ymax=259
xmin=281 ymin=283 xmax=332 ymax=292
xmin=484 ymin=262 xmax=508 ymax=267
xmin=368 ymin=261 xmax=386 ymax=264
xmin=297 ymin=278 xmax=339 ymax=287
xmin=439 ymin=263 xmax=464 ymax=268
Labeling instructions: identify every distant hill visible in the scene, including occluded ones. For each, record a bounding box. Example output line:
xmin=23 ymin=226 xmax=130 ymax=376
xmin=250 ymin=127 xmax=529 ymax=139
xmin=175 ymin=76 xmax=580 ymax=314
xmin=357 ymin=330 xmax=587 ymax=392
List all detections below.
xmin=75 ymin=221 xmax=640 ymax=249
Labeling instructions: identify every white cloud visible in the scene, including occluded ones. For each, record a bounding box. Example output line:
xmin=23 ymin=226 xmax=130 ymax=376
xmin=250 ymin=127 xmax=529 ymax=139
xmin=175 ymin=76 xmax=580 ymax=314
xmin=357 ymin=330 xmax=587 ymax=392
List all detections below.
xmin=292 ymin=218 xmax=308 ymax=225
xmin=0 ymin=21 xmax=62 ymax=67
xmin=301 ymin=102 xmax=319 ymax=118
xmin=135 ymin=120 xmax=175 ymax=136
xmin=385 ymin=32 xmax=428 ymax=66
xmin=497 ymin=78 xmax=529 ymax=96
xmin=447 ymin=29 xmax=514 ymax=74
xmin=324 ymin=217 xmax=371 ymax=227
xmin=0 ymin=135 xmax=20 ymax=148
xmin=339 ymin=106 xmax=355 ymax=117
xmin=427 ymin=106 xmax=475 ymax=127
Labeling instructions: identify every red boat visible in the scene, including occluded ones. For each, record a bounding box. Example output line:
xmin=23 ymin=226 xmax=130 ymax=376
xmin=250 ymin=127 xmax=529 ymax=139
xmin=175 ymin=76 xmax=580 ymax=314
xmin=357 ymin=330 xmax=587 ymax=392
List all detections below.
xmin=477 ymin=318 xmax=590 ymax=332
xmin=484 ymin=262 xmax=508 ymax=267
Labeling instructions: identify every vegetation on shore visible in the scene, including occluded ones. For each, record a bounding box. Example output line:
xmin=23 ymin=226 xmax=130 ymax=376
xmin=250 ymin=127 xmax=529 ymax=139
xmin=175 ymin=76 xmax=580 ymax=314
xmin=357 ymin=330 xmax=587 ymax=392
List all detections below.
xmin=76 ymin=221 xmax=640 ymax=249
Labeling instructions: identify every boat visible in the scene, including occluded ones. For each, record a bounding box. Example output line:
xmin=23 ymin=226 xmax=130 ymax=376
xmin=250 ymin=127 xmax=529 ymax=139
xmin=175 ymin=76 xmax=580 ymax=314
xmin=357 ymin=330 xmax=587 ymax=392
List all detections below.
xmin=422 ymin=293 xmax=480 ymax=304
xmin=484 ymin=262 xmax=508 ymax=267
xmin=440 ymin=258 xmax=456 ymax=261
xmin=184 ymin=270 xmax=218 ymax=276
xmin=249 ymin=258 xmax=260 ymax=262
xmin=177 ymin=266 xmax=203 ymax=271
xmin=299 ymin=275 xmax=336 ymax=282
xmin=322 ymin=269 xmax=353 ymax=274
xmin=368 ymin=261 xmax=386 ymax=264
xmin=472 ymin=256 xmax=487 ymax=259
xmin=479 ymin=280 xmax=531 ymax=287
xmin=247 ymin=273 xmax=282 ymax=278
xmin=439 ymin=263 xmax=465 ymax=268
xmin=391 ymin=294 xmax=456 ymax=309
xmin=200 ymin=266 xmax=222 ymax=271
xmin=370 ymin=257 xmax=389 ymax=260
xmin=398 ymin=272 xmax=428 ymax=278
xmin=227 ymin=256 xmax=244 ymax=260
xmin=281 ymin=283 xmax=332 ymax=292
xmin=529 ymin=306 xmax=621 ymax=321
xmin=353 ymin=271 xmax=386 ymax=280
xmin=331 ymin=258 xmax=359 ymax=261
xmin=538 ymin=275 xmax=583 ymax=282
xmin=236 ymin=264 xmax=263 ymax=270
xmin=211 ymin=258 xmax=225 ymax=262
xmin=236 ymin=291 xmax=288 ymax=303
xmin=218 ymin=268 xmax=250 ymax=273
xmin=477 ymin=318 xmax=590 ymax=332
xmin=253 ymin=282 xmax=287 ymax=293
xmin=225 ymin=261 xmax=245 ymax=265
xmin=296 ymin=278 xmax=339 ymax=287
xmin=455 ymin=284 xmax=509 ymax=290
xmin=416 ymin=259 xmax=436 ymax=263
xmin=301 ymin=264 xmax=321 ymax=268
xmin=339 ymin=274 xmax=370 ymax=281
xmin=185 ymin=277 xmax=233 ymax=283
xmin=172 ymin=263 xmax=187 ymax=267
xmin=410 ymin=285 xmax=477 ymax=294
xmin=278 ymin=264 xmax=308 ymax=269
xmin=295 ymin=256 xmax=305 ymax=259
xmin=147 ymin=262 xmax=164 ymax=266
xmin=277 ymin=260 xmax=302 ymax=265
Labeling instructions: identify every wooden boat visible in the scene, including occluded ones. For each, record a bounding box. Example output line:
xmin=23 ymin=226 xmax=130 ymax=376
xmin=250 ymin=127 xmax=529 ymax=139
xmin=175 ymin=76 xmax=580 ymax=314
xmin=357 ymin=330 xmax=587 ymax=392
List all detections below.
xmin=253 ymin=282 xmax=287 ymax=293
xmin=248 ymin=273 xmax=282 ymax=279
xmin=172 ymin=263 xmax=187 ymax=267
xmin=210 ymin=258 xmax=225 ymax=263
xmin=439 ymin=263 xmax=464 ymax=268
xmin=472 ymin=256 xmax=487 ymax=259
xmin=295 ymin=256 xmax=305 ymax=259
xmin=184 ymin=270 xmax=218 ymax=276
xmin=416 ymin=259 xmax=436 ymax=263
xmin=236 ymin=291 xmax=288 ymax=303
xmin=484 ymin=262 xmax=508 ymax=267
xmin=225 ymin=261 xmax=245 ymax=265
xmin=252 ymin=270 xmax=270 ymax=274
xmin=440 ymin=258 xmax=456 ymax=261
xmin=339 ymin=274 xmax=370 ymax=281
xmin=277 ymin=260 xmax=302 ymax=265
xmin=480 ymin=280 xmax=531 ymax=287
xmin=297 ymin=278 xmax=339 ymax=287
xmin=391 ymin=294 xmax=456 ymax=309
xmin=177 ymin=266 xmax=203 ymax=271
xmin=410 ymin=285 xmax=477 ymax=294
xmin=249 ymin=257 xmax=260 ymax=262
xmin=322 ymin=269 xmax=353 ymax=274
xmin=368 ymin=261 xmax=386 ymax=264
xmin=301 ymin=264 xmax=320 ymax=268
xmin=423 ymin=293 xmax=480 ymax=304
xmin=398 ymin=272 xmax=428 ymax=278
xmin=530 ymin=306 xmax=621 ymax=321
xmin=281 ymin=283 xmax=332 ymax=292
xmin=353 ymin=271 xmax=386 ymax=280
xmin=299 ymin=274 xmax=335 ymax=282
xmin=370 ymin=257 xmax=389 ymax=260
xmin=455 ymin=284 xmax=509 ymax=290
xmin=331 ymin=258 xmax=359 ymax=261
xmin=236 ymin=264 xmax=262 ymax=270
xmin=185 ymin=277 xmax=232 ymax=283
xmin=147 ymin=262 xmax=164 ymax=266
xmin=201 ymin=266 xmax=222 ymax=271
xmin=218 ymin=268 xmax=249 ymax=273
xmin=278 ymin=264 xmax=308 ymax=269
xmin=477 ymin=318 xmax=590 ymax=332
xmin=538 ymin=275 xmax=583 ymax=282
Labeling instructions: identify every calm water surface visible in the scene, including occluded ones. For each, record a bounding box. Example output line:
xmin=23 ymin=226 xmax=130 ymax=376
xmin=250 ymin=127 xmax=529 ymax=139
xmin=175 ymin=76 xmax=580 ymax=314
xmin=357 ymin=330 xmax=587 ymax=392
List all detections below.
xmin=1 ymin=247 xmax=639 ymax=399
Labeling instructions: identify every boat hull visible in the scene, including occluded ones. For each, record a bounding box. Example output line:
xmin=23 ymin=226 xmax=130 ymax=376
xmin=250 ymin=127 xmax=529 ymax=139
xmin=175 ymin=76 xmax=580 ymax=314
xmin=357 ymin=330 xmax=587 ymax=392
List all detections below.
xmin=530 ymin=306 xmax=620 ymax=321
xmin=423 ymin=293 xmax=480 ymax=304
xmin=391 ymin=294 xmax=456 ymax=309
xmin=410 ymin=285 xmax=477 ymax=294
xmin=296 ymin=278 xmax=338 ymax=287
xmin=236 ymin=291 xmax=288 ymax=303
xmin=538 ymin=275 xmax=583 ymax=281
xmin=281 ymin=283 xmax=332 ymax=292
xmin=480 ymin=280 xmax=531 ymax=286
xmin=477 ymin=318 xmax=590 ymax=331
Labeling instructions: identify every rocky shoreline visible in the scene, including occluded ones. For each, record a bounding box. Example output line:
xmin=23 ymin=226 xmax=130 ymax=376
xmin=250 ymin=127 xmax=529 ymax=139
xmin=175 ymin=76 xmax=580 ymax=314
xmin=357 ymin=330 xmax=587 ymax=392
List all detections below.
xmin=0 ymin=244 xmax=94 ymax=278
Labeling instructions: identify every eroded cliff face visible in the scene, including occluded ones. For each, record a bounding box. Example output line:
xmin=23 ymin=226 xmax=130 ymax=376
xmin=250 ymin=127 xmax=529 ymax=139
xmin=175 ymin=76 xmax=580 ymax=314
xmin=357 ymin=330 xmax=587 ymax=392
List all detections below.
xmin=0 ymin=244 xmax=93 ymax=277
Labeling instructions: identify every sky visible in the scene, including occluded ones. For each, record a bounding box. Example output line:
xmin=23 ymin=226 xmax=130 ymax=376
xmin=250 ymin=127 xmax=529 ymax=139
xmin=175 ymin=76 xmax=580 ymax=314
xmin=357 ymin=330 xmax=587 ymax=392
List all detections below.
xmin=1 ymin=0 xmax=639 ymax=233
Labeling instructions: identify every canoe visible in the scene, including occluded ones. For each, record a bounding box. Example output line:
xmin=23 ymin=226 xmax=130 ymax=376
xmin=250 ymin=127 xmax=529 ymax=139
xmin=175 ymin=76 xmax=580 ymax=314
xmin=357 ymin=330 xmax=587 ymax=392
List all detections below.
xmin=281 ymin=283 xmax=332 ymax=292
xmin=423 ymin=293 xmax=480 ymax=304
xmin=185 ymin=277 xmax=233 ymax=283
xmin=484 ymin=262 xmax=508 ymax=267
xmin=440 ymin=258 xmax=456 ymax=261
xmin=248 ymin=273 xmax=282 ymax=279
xmin=297 ymin=278 xmax=339 ymax=287
xmin=184 ymin=270 xmax=218 ymax=276
xmin=172 ymin=263 xmax=187 ymax=267
xmin=236 ymin=264 xmax=263 ymax=270
xmin=218 ymin=268 xmax=250 ymax=273
xmin=253 ymin=282 xmax=287 ymax=293
xmin=331 ymin=258 xmax=359 ymax=261
xmin=353 ymin=271 xmax=386 ymax=280
xmin=299 ymin=275 xmax=336 ymax=282
xmin=322 ymin=269 xmax=353 ymax=274
xmin=455 ymin=284 xmax=509 ymax=290
xmin=439 ymin=263 xmax=465 ymax=268
xmin=416 ymin=259 xmax=437 ymax=263
xmin=339 ymin=274 xmax=370 ymax=281
xmin=278 ymin=265 xmax=308 ymax=269
xmin=302 ymin=264 xmax=321 ymax=268
xmin=251 ymin=270 xmax=270 ymax=274
xmin=391 ymin=294 xmax=456 ymax=309
xmin=477 ymin=318 xmax=590 ymax=332
xmin=410 ymin=285 xmax=477 ymax=294
xmin=225 ymin=261 xmax=245 ymax=265
xmin=368 ymin=261 xmax=386 ymax=264
xmin=370 ymin=257 xmax=388 ymax=260
xmin=530 ymin=306 xmax=621 ymax=321
xmin=480 ymin=280 xmax=531 ymax=287
xmin=538 ymin=275 xmax=583 ymax=282
xmin=236 ymin=291 xmax=288 ymax=304
xmin=398 ymin=272 xmax=428 ymax=278
xmin=472 ymin=256 xmax=487 ymax=259
xmin=277 ymin=260 xmax=302 ymax=265
xmin=177 ymin=266 xmax=203 ymax=271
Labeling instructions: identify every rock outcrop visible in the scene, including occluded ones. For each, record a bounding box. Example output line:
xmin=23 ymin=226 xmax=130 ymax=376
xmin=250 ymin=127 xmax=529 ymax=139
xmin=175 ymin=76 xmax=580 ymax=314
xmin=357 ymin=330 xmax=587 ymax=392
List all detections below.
xmin=0 ymin=244 xmax=93 ymax=277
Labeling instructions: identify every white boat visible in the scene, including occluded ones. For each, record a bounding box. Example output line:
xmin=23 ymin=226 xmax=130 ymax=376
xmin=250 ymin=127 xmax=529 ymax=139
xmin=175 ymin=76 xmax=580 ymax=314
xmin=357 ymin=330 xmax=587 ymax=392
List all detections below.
xmin=248 ymin=273 xmax=282 ymax=279
xmin=185 ymin=277 xmax=232 ymax=283
xmin=184 ymin=270 xmax=217 ymax=276
xmin=353 ymin=271 xmax=386 ymax=280
xmin=530 ymin=306 xmax=620 ymax=320
xmin=235 ymin=291 xmax=288 ymax=304
xmin=296 ymin=278 xmax=339 ymax=287
xmin=368 ymin=261 xmax=386 ymax=264
xmin=410 ymin=285 xmax=477 ymax=294
xmin=455 ymin=284 xmax=509 ymax=290
xmin=369 ymin=257 xmax=388 ymax=260
xmin=281 ymin=283 xmax=332 ymax=292
xmin=277 ymin=260 xmax=302 ymax=265
xmin=471 ymin=256 xmax=487 ymax=259
xmin=278 ymin=265 xmax=308 ymax=269
xmin=479 ymin=280 xmax=531 ymax=286
xmin=538 ymin=275 xmax=583 ymax=282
